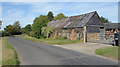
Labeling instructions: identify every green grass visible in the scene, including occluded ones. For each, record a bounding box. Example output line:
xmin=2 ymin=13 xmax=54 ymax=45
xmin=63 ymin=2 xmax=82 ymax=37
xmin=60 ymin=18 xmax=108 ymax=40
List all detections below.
xmin=95 ymin=46 xmax=118 ymax=60
xmin=2 ymin=37 xmax=20 ymax=65
xmin=21 ymin=35 xmax=83 ymax=45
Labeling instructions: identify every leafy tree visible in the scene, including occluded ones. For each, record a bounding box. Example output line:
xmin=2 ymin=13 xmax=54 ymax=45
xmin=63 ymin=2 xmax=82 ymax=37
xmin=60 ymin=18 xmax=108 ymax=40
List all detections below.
xmin=47 ymin=11 xmax=54 ymax=21
xmin=53 ymin=13 xmax=66 ymax=20
xmin=12 ymin=21 xmax=22 ymax=35
xmin=21 ymin=27 xmax=26 ymax=34
xmin=42 ymin=26 xmax=54 ymax=38
xmin=32 ymin=15 xmax=49 ymax=39
xmin=4 ymin=21 xmax=22 ymax=36
xmin=13 ymin=21 xmax=21 ymax=33
xmin=4 ymin=25 xmax=15 ymax=35
xmin=101 ymin=16 xmax=110 ymax=23
xmin=24 ymin=24 xmax=32 ymax=35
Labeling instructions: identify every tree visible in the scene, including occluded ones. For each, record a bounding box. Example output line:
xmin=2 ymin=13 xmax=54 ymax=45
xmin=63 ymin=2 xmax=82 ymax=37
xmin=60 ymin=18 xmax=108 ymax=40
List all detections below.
xmin=101 ymin=16 xmax=110 ymax=23
xmin=4 ymin=21 xmax=22 ymax=35
xmin=24 ymin=24 xmax=32 ymax=35
xmin=13 ymin=21 xmax=22 ymax=35
xmin=32 ymin=15 xmax=49 ymax=39
xmin=53 ymin=13 xmax=66 ymax=20
xmin=4 ymin=25 xmax=15 ymax=35
xmin=42 ymin=26 xmax=54 ymax=38
xmin=47 ymin=11 xmax=54 ymax=21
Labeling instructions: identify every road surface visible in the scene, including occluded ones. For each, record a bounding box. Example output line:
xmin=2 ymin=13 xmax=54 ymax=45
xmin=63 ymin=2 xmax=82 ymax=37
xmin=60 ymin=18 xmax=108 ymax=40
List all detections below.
xmin=8 ymin=36 xmax=118 ymax=65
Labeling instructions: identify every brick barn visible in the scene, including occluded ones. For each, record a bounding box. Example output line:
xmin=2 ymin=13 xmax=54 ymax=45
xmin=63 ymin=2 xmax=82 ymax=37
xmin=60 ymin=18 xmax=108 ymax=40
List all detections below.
xmin=47 ymin=11 xmax=105 ymax=43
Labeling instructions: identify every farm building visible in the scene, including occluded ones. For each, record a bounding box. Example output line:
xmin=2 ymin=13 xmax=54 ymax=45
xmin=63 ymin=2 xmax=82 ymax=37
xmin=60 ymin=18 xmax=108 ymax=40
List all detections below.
xmin=104 ymin=23 xmax=120 ymax=40
xmin=47 ymin=11 xmax=105 ymax=43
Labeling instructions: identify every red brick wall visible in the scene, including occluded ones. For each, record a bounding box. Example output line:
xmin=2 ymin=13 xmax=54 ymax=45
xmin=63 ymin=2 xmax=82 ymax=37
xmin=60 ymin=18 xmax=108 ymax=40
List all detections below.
xmin=70 ymin=29 xmax=75 ymax=40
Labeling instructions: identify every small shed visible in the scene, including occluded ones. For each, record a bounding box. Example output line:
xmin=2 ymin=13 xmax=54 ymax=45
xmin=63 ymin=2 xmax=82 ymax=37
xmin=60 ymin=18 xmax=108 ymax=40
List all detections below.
xmin=104 ymin=23 xmax=120 ymax=40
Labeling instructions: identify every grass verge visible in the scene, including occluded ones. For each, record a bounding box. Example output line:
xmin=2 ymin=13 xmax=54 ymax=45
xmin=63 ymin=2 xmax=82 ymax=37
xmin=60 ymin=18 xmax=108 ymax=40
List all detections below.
xmin=2 ymin=37 xmax=20 ymax=65
xmin=95 ymin=46 xmax=118 ymax=60
xmin=21 ymin=35 xmax=83 ymax=45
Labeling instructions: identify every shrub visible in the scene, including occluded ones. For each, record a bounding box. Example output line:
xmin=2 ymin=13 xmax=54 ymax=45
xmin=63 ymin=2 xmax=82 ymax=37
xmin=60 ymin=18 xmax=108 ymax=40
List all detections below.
xmin=1 ymin=31 xmax=10 ymax=37
xmin=41 ymin=26 xmax=54 ymax=38
xmin=29 ymin=31 xmax=34 ymax=37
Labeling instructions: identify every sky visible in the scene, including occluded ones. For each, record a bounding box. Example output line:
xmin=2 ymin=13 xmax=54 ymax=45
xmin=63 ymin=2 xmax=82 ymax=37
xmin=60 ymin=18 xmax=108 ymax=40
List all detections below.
xmin=1 ymin=2 xmax=118 ymax=30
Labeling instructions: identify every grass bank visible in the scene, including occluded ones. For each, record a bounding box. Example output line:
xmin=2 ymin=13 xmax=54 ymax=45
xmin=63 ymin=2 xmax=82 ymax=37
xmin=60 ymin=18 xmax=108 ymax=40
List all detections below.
xmin=2 ymin=37 xmax=20 ymax=65
xmin=21 ymin=35 xmax=83 ymax=45
xmin=95 ymin=46 xmax=118 ymax=60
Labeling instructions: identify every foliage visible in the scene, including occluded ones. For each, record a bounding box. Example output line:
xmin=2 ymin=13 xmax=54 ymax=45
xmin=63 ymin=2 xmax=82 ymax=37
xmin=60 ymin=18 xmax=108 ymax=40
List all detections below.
xmin=23 ymin=24 xmax=32 ymax=35
xmin=4 ymin=21 xmax=22 ymax=36
xmin=4 ymin=25 xmax=16 ymax=35
xmin=21 ymin=28 xmax=26 ymax=34
xmin=13 ymin=21 xmax=21 ymax=33
xmin=1 ymin=31 xmax=10 ymax=37
xmin=47 ymin=11 xmax=54 ymax=21
xmin=32 ymin=15 xmax=49 ymax=39
xmin=53 ymin=13 xmax=66 ymax=20
xmin=29 ymin=31 xmax=34 ymax=37
xmin=101 ymin=16 xmax=110 ymax=23
xmin=41 ymin=26 xmax=54 ymax=38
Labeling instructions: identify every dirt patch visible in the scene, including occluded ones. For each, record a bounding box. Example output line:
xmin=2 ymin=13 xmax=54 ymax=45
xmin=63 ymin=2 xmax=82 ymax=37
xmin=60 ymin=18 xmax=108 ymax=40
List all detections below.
xmin=54 ymin=43 xmax=112 ymax=55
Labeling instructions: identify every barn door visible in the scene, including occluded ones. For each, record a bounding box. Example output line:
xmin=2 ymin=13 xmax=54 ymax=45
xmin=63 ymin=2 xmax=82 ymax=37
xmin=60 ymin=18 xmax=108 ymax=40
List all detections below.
xmin=86 ymin=26 xmax=100 ymax=41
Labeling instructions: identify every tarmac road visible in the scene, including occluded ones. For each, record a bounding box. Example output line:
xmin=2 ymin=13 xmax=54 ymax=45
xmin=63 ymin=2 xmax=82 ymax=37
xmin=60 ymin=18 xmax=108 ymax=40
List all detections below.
xmin=8 ymin=36 xmax=118 ymax=65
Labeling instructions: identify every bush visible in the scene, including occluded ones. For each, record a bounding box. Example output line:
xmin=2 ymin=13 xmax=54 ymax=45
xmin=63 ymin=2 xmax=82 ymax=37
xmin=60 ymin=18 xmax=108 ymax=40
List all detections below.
xmin=41 ymin=26 xmax=54 ymax=38
xmin=1 ymin=31 xmax=10 ymax=37
xmin=29 ymin=31 xmax=34 ymax=37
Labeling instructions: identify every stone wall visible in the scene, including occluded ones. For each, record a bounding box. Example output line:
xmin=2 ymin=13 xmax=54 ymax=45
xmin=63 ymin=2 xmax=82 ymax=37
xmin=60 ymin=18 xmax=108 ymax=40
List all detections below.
xmin=50 ymin=28 xmax=84 ymax=40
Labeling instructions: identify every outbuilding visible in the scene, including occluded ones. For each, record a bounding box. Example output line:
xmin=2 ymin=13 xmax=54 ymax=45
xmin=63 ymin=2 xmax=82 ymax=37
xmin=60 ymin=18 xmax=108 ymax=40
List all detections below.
xmin=104 ymin=23 xmax=120 ymax=40
xmin=47 ymin=11 xmax=105 ymax=43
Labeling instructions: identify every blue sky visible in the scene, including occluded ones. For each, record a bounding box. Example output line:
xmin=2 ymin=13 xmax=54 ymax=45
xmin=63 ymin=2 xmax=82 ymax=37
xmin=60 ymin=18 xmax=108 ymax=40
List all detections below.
xmin=1 ymin=2 xmax=118 ymax=30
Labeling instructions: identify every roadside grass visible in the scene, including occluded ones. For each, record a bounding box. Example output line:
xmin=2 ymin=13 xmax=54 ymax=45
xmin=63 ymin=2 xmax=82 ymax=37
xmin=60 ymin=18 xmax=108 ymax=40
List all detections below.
xmin=95 ymin=46 xmax=118 ymax=60
xmin=2 ymin=37 xmax=20 ymax=65
xmin=21 ymin=35 xmax=83 ymax=45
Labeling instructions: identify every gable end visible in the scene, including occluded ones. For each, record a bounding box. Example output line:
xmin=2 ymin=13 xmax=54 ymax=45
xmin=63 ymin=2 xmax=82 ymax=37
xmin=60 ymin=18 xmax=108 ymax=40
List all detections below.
xmin=85 ymin=12 xmax=104 ymax=26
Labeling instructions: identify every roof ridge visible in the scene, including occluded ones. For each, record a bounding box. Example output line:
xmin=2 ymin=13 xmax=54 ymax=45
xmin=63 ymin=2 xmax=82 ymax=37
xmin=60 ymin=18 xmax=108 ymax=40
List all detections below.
xmin=69 ymin=11 xmax=96 ymax=18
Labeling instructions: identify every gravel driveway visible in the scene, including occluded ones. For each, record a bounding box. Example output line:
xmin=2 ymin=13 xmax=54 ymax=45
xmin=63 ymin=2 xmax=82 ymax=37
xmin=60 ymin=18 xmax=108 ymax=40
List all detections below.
xmin=54 ymin=43 xmax=114 ymax=60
